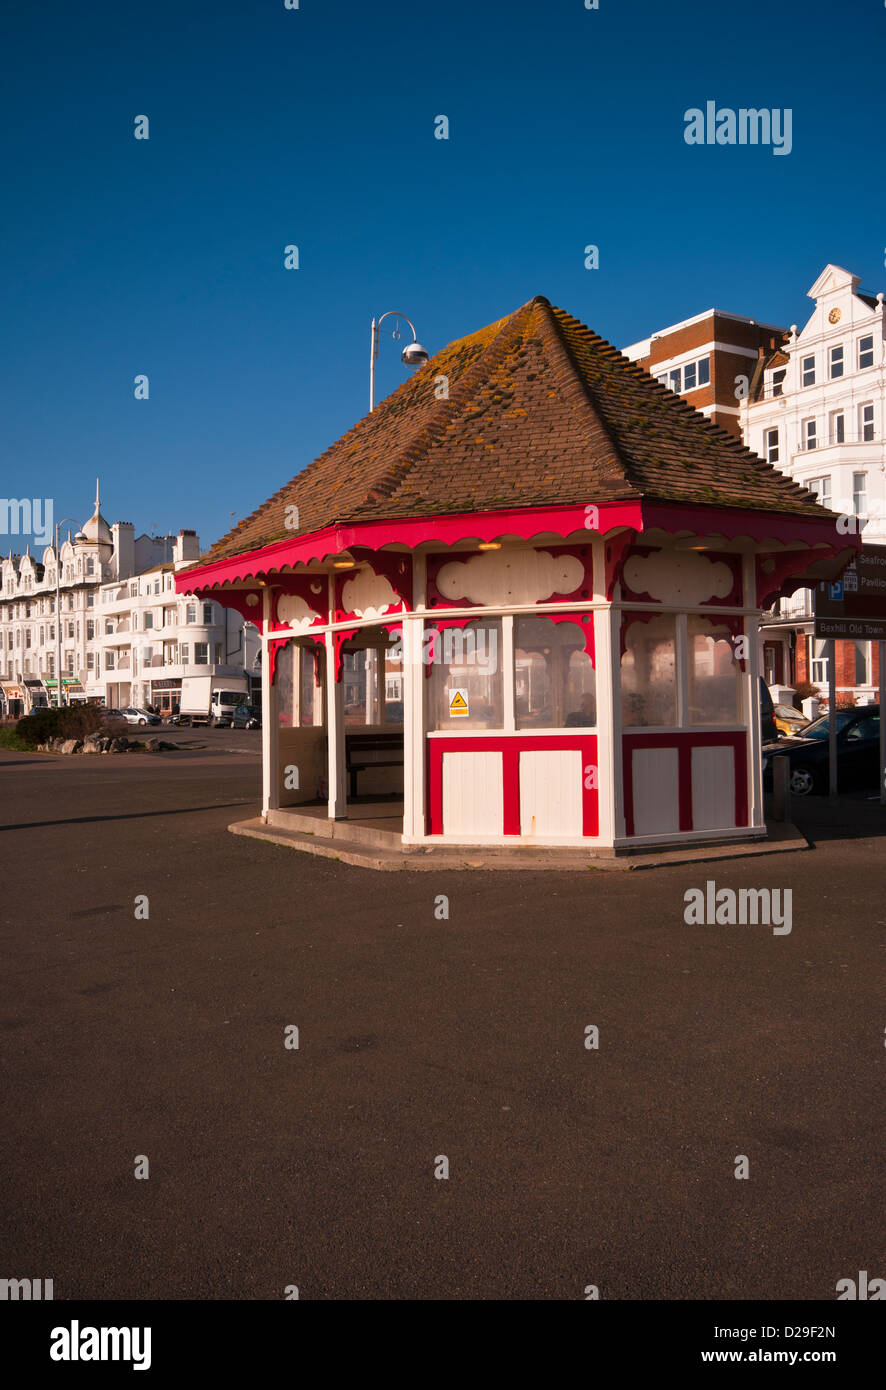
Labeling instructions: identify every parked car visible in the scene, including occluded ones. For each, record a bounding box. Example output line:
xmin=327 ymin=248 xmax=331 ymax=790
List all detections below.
xmin=100 ymin=708 xmax=124 ymax=724
xmin=772 ymin=703 xmax=811 ymax=738
xmin=763 ymin=706 xmax=881 ymax=796
xmin=231 ymin=704 xmax=261 ymax=729
xmin=119 ymin=707 xmax=161 ymax=726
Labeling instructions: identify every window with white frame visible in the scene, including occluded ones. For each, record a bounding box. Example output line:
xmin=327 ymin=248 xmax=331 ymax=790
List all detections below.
xmin=621 ymin=614 xmax=677 ymax=728
xmin=860 ymin=402 xmax=874 ymax=442
xmin=513 ymin=616 xmax=596 ymax=729
xmin=180 ymin=644 xmax=189 ymax=664
xmin=144 ymin=611 xmax=153 ymax=629
xmin=829 ymin=411 xmax=844 ymax=444
xmin=771 ymin=367 xmax=786 ymax=397
xmin=858 ymin=335 xmax=874 ymax=370
xmin=808 ymin=476 xmax=831 ymax=506
xmin=810 ymin=638 xmax=828 ymax=685
xmin=764 ymin=427 xmax=779 ymax=463
xmin=130 ymin=582 xmax=137 ymax=596
xmin=829 ymin=344 xmax=844 ymax=379
xmin=803 ymin=418 xmax=817 ymax=451
xmin=195 ymin=642 xmax=209 ymax=665
xmin=187 ymin=604 xmax=196 ymax=624
xmin=801 ymin=355 xmax=815 ymax=386
xmin=202 ymin=602 xmax=213 ymax=624
xmin=852 ymin=472 xmax=867 ymax=517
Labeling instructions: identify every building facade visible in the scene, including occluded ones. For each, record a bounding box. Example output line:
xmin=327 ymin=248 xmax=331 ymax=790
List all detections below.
xmin=740 ymin=265 xmax=886 ymax=701
xmin=622 ymin=310 xmax=787 ymax=437
xmin=0 ymin=486 xmax=259 ymax=717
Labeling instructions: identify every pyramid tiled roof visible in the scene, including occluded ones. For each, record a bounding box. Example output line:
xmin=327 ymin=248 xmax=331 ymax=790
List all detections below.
xmin=203 ymin=296 xmax=825 ymax=564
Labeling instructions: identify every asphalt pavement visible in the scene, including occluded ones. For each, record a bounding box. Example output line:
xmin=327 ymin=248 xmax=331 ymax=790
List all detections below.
xmin=1 ymin=740 xmax=884 ymax=1300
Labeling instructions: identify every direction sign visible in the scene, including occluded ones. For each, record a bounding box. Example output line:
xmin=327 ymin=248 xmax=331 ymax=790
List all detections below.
xmin=813 ymin=544 xmax=886 ymax=640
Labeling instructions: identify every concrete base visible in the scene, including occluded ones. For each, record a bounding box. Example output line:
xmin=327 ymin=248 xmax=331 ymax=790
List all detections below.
xmin=230 ymin=805 xmax=809 ymax=872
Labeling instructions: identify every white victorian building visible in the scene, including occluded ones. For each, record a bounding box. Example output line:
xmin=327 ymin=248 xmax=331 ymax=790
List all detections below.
xmin=740 ymin=265 xmax=886 ymax=699
xmin=0 ymin=484 xmax=259 ymax=717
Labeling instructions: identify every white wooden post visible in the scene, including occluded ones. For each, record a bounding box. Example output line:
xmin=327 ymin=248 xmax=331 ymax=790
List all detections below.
xmin=325 ymin=629 xmax=347 ymax=819
xmin=592 ymin=536 xmax=621 ymax=844
xmin=261 ymin=591 xmax=279 ymax=820
xmin=744 ymin=554 xmax=764 ymax=829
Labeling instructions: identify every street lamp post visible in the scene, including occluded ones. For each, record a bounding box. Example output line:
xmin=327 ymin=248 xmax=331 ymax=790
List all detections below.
xmin=369 ymin=311 xmax=429 ymax=412
xmin=54 ymin=517 xmax=85 ymax=709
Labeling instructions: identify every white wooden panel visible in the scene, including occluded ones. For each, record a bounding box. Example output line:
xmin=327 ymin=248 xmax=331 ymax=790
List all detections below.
xmin=691 ymin=745 xmax=735 ymax=831
xmin=442 ymin=752 xmax=503 ymax=836
xmin=519 ymin=749 xmax=583 ymax=837
xmin=631 ymin=748 xmax=679 ymax=836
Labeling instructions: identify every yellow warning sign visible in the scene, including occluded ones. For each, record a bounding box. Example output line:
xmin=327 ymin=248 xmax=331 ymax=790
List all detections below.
xmin=448 ymin=688 xmax=469 ymax=717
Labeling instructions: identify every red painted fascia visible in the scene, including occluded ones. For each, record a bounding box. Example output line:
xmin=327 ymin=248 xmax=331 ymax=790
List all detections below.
xmin=174 ymin=502 xmax=645 ymax=593
xmin=175 ymin=499 xmax=858 ymax=598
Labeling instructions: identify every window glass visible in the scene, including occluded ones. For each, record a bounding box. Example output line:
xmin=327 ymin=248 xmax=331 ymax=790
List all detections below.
xmin=846 ymin=713 xmax=879 ymax=742
xmin=195 ymin=642 xmax=208 ymax=665
xmin=342 ymin=646 xmax=381 ymax=726
xmin=298 ymin=643 xmax=324 ymax=727
xmin=427 ymin=619 xmax=502 ymax=730
xmin=802 ymin=355 xmax=815 ymax=386
xmin=697 ymin=356 xmax=710 ymax=386
xmin=829 ymin=345 xmax=844 ymax=378
xmin=687 ymin=617 xmax=742 ymax=725
xmin=514 ymin=616 xmax=595 ymax=729
xmin=621 ymin=614 xmax=677 ymax=727
xmin=859 ymin=336 xmax=874 ymax=370
xmin=683 ymin=360 xmax=696 ymax=390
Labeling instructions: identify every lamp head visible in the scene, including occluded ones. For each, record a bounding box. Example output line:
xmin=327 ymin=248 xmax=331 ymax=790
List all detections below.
xmin=401 ymin=341 xmax=429 ymax=367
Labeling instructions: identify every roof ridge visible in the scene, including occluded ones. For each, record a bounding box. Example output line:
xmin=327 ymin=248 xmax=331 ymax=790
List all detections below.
xmin=538 ymin=303 xmax=635 ymax=492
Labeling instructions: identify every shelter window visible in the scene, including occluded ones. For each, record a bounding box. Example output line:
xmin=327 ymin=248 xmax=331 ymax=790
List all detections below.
xmin=276 ymin=641 xmax=324 ymax=728
xmin=621 ymin=615 xmax=677 ymax=728
xmin=514 ymin=616 xmax=595 ymax=729
xmin=687 ymin=617 xmax=741 ymax=725
xmin=426 ymin=619 xmax=503 ymax=731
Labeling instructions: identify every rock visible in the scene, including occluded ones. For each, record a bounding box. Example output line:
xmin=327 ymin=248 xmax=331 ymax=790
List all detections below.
xmin=109 ymin=737 xmax=127 ymax=752
xmin=59 ymin=739 xmax=82 ymax=754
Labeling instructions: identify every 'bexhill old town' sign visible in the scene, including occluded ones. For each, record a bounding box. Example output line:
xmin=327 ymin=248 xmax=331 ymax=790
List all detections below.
xmin=814 ymin=544 xmax=886 ymax=641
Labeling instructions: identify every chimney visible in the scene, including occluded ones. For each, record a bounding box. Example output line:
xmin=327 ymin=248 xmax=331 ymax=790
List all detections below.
xmin=111 ymin=522 xmax=135 ymax=579
xmin=173 ymin=529 xmax=200 ymax=568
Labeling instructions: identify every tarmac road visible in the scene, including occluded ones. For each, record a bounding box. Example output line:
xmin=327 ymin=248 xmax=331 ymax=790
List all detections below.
xmin=1 ymin=743 xmax=884 ymax=1300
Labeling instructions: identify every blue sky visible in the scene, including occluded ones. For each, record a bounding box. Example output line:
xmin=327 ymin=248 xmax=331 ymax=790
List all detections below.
xmin=2 ymin=0 xmax=884 ymax=552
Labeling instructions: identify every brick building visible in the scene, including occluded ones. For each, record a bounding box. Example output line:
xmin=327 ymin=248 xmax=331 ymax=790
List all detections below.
xmin=622 ymin=310 xmax=787 ymax=438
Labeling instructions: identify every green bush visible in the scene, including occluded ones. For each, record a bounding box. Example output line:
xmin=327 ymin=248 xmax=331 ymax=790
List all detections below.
xmin=16 ymin=704 xmax=103 ymax=746
xmin=0 ymin=728 xmax=30 ymax=751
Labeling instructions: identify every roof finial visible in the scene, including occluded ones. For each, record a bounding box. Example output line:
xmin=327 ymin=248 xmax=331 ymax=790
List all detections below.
xmin=95 ymin=477 xmax=100 ymax=512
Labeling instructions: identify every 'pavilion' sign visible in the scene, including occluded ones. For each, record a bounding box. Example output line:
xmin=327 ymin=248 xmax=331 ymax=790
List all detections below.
xmin=814 ymin=544 xmax=886 ymax=640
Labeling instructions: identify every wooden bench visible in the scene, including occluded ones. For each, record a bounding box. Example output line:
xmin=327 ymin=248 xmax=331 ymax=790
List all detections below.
xmin=344 ymin=732 xmax=404 ymax=797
